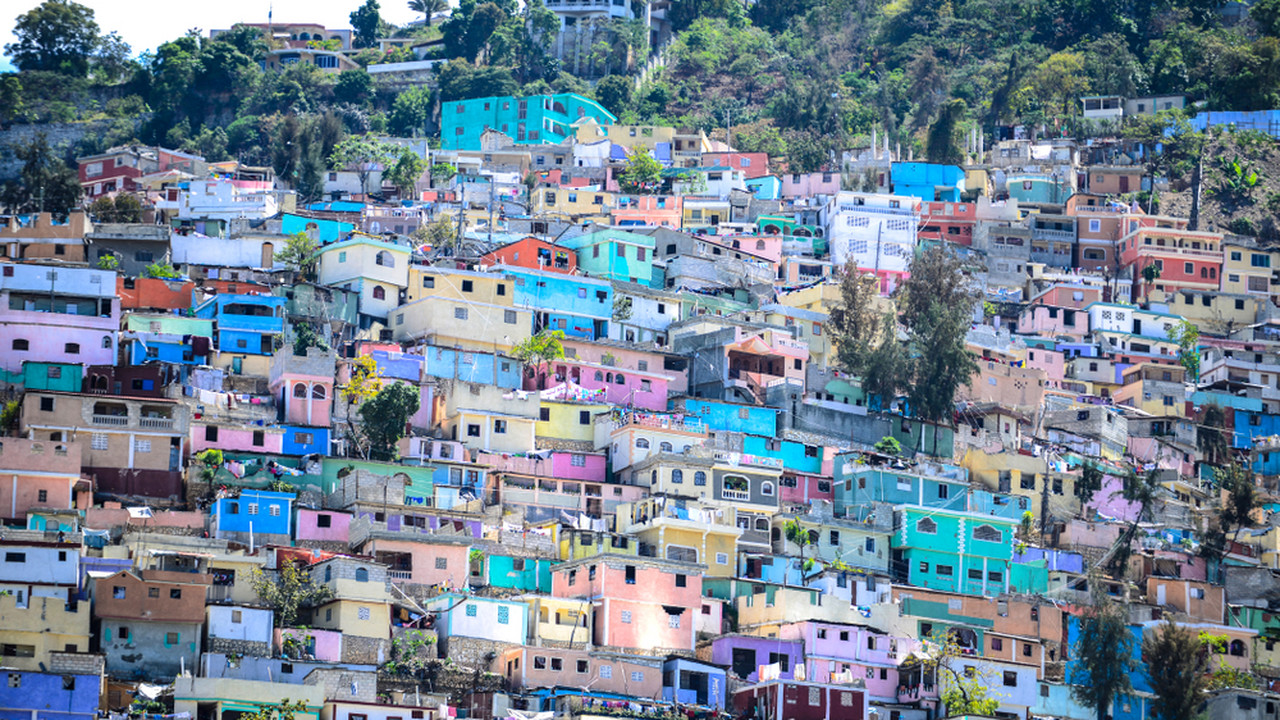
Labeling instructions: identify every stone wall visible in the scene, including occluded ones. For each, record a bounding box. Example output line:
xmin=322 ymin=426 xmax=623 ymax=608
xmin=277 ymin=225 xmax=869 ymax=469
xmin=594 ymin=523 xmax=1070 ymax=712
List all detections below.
xmin=49 ymin=651 xmax=106 ymax=677
xmin=437 ymin=636 xmax=520 ymax=670
xmin=342 ymin=635 xmax=391 ymax=665
xmin=0 ymin=119 xmax=125 ymax=180
xmin=207 ymin=637 xmax=271 ymax=658
xmin=304 ymin=667 xmax=379 ymax=703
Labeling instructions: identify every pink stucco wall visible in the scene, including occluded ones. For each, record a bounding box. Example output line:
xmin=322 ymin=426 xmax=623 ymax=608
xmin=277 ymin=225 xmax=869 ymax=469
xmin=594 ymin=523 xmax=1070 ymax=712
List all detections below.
xmin=0 ymin=313 xmax=116 ymax=372
xmin=478 ymin=451 xmax=607 ymax=482
xmin=1015 ymin=306 xmax=1089 ymax=337
xmin=189 ymin=426 xmax=285 ymax=455
xmin=364 ymin=538 xmax=471 ymax=588
xmin=280 ymin=376 xmax=333 ymax=428
xmin=1128 ymin=436 xmax=1195 ymax=476
xmin=555 ymin=562 xmax=703 ymax=651
xmin=550 ymin=452 xmax=608 ymax=482
xmin=1026 ymin=347 xmax=1065 ymax=384
xmin=540 ymin=361 xmax=670 ymax=411
xmin=296 ymin=508 xmax=352 ymax=543
xmin=780 ymin=475 xmax=834 ymax=505
xmin=275 ymin=627 xmax=343 ymax=662
xmin=1084 ymin=474 xmax=1143 ymax=523
xmin=85 ymin=504 xmax=206 ymax=531
xmin=781 ymin=173 xmax=841 ymax=198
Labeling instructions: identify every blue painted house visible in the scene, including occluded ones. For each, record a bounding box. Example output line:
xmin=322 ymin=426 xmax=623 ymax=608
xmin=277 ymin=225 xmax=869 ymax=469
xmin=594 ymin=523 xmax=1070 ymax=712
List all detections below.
xmin=193 ymin=293 xmax=286 ymax=356
xmin=741 ymin=434 xmax=825 ymax=475
xmin=479 ymin=553 xmax=556 ymax=593
xmin=891 ymin=162 xmax=966 ymax=202
xmin=662 ymin=656 xmax=728 ymax=709
xmin=211 ymin=489 xmax=296 ymax=540
xmin=833 ymin=460 xmax=970 ymax=517
xmin=890 ymin=505 xmax=1017 ymax=595
xmin=281 ymin=213 xmax=354 ymax=244
xmin=421 ymin=346 xmax=522 ymax=387
xmin=745 ymin=176 xmax=782 ymax=201
xmin=670 ymin=398 xmax=778 ymax=436
xmin=0 ymin=670 xmax=99 ymax=720
xmin=501 ymin=266 xmax=612 ymax=340
xmin=282 ymin=426 xmax=329 ymax=456
xmin=430 ymin=460 xmax=486 ymax=509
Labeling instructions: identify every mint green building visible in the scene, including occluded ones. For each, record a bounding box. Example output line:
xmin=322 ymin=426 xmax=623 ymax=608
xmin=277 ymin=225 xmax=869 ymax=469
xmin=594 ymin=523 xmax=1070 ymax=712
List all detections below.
xmin=440 ymin=93 xmax=616 ymax=151
xmin=558 ymin=229 xmax=659 ymax=287
xmin=891 ymin=506 xmax=1017 ymax=596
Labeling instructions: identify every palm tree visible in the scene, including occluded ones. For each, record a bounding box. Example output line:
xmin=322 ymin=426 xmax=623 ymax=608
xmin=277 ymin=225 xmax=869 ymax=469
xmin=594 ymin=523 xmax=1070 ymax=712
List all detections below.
xmin=408 ymin=0 xmax=448 ymax=27
xmin=782 ymin=518 xmax=818 ymax=586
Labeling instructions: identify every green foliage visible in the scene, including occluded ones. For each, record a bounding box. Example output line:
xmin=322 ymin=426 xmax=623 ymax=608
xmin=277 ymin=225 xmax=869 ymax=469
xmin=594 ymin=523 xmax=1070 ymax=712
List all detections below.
xmin=595 ymin=75 xmax=633 ymax=117
xmin=413 ymin=217 xmax=458 ymax=251
xmin=410 ymin=0 xmax=450 ymax=26
xmin=1070 ymin=595 xmax=1135 ymax=720
xmin=0 ymin=400 xmax=21 ymax=435
xmin=1145 ymin=621 xmax=1209 ymax=720
xmin=1207 ymin=665 xmax=1260 ymax=691
xmin=359 ymin=382 xmax=421 ymax=461
xmin=144 ymin=263 xmax=180 ymax=279
xmin=195 ymin=449 xmax=224 ymax=483
xmin=342 ymin=355 xmax=384 ymax=405
xmin=385 ymin=148 xmax=428 ymax=199
xmin=292 ymin=322 xmax=330 ymax=357
xmin=328 ymin=134 xmax=398 ymax=196
xmin=334 ymin=69 xmax=375 ymax=105
xmin=924 ymin=99 xmax=965 ymax=165
xmin=88 ymin=193 xmax=143 ymax=223
xmin=350 ymin=0 xmax=384 ymax=49
xmin=388 ymin=85 xmax=433 ymax=137
xmin=1216 ymin=154 xmax=1263 ymax=200
xmin=251 ymin=560 xmax=334 ymax=628
xmin=237 ymin=698 xmax=313 ymax=720
xmin=385 ymin=629 xmax=438 ymax=677
xmin=435 ymin=60 xmax=519 ymax=101
xmin=276 ymin=231 xmax=320 ymax=279
xmin=430 ymin=162 xmax=458 ymax=181
xmin=6 ymin=0 xmax=101 ymax=76
xmin=511 ymin=330 xmax=567 ymax=389
xmin=95 ymin=254 xmax=119 ymax=271
xmin=1167 ymin=320 xmax=1200 ymax=381
xmin=1078 ymin=462 xmax=1104 ymax=504
xmin=0 ymin=132 xmax=81 ymax=216
xmin=873 ymin=436 xmax=902 ymax=456
xmin=617 ymin=147 xmax=664 ymax=194
xmin=1218 ymin=462 xmax=1259 ymax=539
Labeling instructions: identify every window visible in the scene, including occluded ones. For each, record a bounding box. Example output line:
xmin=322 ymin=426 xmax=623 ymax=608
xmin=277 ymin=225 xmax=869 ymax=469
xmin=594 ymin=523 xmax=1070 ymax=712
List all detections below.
xmin=436 ymin=557 xmax=449 ymax=569
xmin=92 ymin=434 xmax=108 ymax=451
xmin=467 ymin=424 xmax=480 ymax=437
xmin=936 ymin=565 xmax=954 ymax=576
xmin=938 ymin=484 xmax=949 ymax=499
xmin=494 ymin=419 xmax=507 ymax=434
xmin=498 ymin=606 xmax=510 ymax=624
xmin=112 ymin=586 xmax=126 ymax=599
xmin=621 ymin=610 xmax=632 ymax=623
xmin=669 ymin=614 xmax=681 ymax=629
xmin=916 ymin=518 xmax=937 ymax=534
xmin=166 ymin=632 xmax=180 ymax=645
xmin=992 ymin=638 xmax=1003 ymax=651
xmin=39 ymin=396 xmax=53 ymax=411
xmin=455 ymin=307 xmax=468 ymax=320
xmin=170 ymin=588 xmax=182 ymax=599
xmin=694 ymin=471 xmax=707 ymax=486
xmin=358 ymin=606 xmax=371 ymax=621
xmin=355 ymin=567 xmax=368 ymax=582
xmin=465 ymin=604 xmax=478 ymax=617
xmin=148 ymin=587 xmax=160 ymax=598
xmin=973 ymin=525 xmax=1003 ymax=542
xmin=1003 ymin=671 xmax=1018 ymax=687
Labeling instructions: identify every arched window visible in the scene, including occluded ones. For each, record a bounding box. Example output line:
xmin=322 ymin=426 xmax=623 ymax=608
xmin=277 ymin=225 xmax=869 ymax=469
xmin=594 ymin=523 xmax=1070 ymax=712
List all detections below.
xmin=324 ymin=565 xmax=332 ymax=582
xmin=683 ymin=445 xmax=691 ymax=452
xmin=294 ymin=383 xmax=308 ymax=398
xmin=102 ymin=336 xmax=112 ymax=348
xmin=355 ymin=567 xmax=369 ymax=582
xmin=372 ymin=286 xmax=386 ymax=300
xmin=761 ymin=481 xmax=774 ymax=496
xmin=615 ymin=373 xmax=625 ymax=384
xmin=973 ymin=524 xmax=1003 ymax=543
xmin=672 ymin=469 xmax=683 ymax=483
xmin=723 ymin=475 xmax=749 ymax=496
xmin=650 ymin=470 xmax=657 ymax=485
xmin=375 ymin=251 xmax=395 ymax=267
xmin=636 ymin=438 xmax=650 ymax=449
xmin=694 ymin=471 xmax=707 ymax=486
xmin=311 ymin=385 xmax=327 ymax=400
xmin=594 ymin=371 xmax=604 ymax=382
xmin=1230 ymin=639 xmax=1247 ymax=657
xmin=756 ymin=239 xmax=766 ymax=250
xmin=659 ymin=442 xmax=673 ymax=452
xmin=755 ymin=518 xmax=770 ymax=531
xmin=917 ymin=518 xmax=937 ymax=534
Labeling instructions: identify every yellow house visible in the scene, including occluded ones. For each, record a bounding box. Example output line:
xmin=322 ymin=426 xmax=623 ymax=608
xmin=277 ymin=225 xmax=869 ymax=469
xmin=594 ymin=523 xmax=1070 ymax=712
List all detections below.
xmin=682 ymin=197 xmax=732 ymax=230
xmin=441 ymin=383 xmax=540 ymax=454
xmin=406 ymin=265 xmax=515 ymax=304
xmin=174 ymin=677 xmax=324 ymax=720
xmin=1113 ymin=363 xmax=1189 ymax=417
xmin=557 ymin=527 xmax=641 ymax=561
xmin=615 ymin=496 xmax=743 ymax=577
xmin=532 ymin=186 xmax=614 ymax=223
xmin=525 ymin=595 xmax=593 ymax=645
xmin=311 ymin=597 xmax=391 ymax=639
xmin=0 ymin=592 xmax=92 ymax=670
xmin=1151 ymin=288 xmax=1262 ymax=336
xmin=1221 ymin=242 xmax=1280 ymax=298
xmin=393 ymin=295 xmax=533 ymax=352
xmin=535 ymin=399 xmax=610 ymax=445
xmin=961 ymin=448 xmax=1075 ymax=525
xmin=573 ymin=120 xmax=678 ymax=153
xmin=746 ymin=304 xmax=834 ymax=369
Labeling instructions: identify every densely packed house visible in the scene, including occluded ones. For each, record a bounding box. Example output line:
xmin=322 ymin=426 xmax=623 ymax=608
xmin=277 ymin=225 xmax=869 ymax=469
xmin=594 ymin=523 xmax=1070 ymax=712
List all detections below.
xmin=2 ymin=91 xmax=1278 ymax=720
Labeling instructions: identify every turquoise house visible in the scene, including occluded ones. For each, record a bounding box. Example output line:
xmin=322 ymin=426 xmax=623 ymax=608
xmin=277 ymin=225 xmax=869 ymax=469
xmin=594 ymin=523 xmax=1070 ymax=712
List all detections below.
xmin=670 ymin=398 xmax=778 ymax=436
xmin=745 ymin=176 xmax=782 ymax=200
xmin=890 ymin=161 xmax=966 ymax=202
xmin=558 ymin=229 xmax=659 ymax=287
xmin=480 ymin=553 xmax=556 ymax=593
xmin=440 ymin=93 xmax=615 ymax=151
xmin=890 ymin=506 xmax=1017 ymax=595
xmin=1006 ymin=173 xmax=1073 ymax=204
xmin=833 ymin=461 xmax=970 ymax=517
xmin=5 ymin=361 xmax=83 ymax=392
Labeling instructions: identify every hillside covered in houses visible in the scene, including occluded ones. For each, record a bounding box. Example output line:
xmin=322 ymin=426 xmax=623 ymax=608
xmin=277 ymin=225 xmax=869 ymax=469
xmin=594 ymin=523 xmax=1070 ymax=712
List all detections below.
xmin=6 ymin=1 xmax=1280 ymax=720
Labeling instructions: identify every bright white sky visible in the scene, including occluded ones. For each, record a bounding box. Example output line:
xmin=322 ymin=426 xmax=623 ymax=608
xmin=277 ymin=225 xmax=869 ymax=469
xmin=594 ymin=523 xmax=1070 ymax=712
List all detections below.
xmin=0 ymin=0 xmax=423 ymax=71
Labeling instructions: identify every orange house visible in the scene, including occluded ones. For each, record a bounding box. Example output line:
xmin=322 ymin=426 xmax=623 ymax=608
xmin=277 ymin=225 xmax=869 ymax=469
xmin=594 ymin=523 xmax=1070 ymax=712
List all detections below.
xmin=479 ymin=236 xmax=577 ymax=274
xmin=118 ymin=277 xmax=195 ymax=311
xmin=0 ymin=437 xmax=90 ymax=522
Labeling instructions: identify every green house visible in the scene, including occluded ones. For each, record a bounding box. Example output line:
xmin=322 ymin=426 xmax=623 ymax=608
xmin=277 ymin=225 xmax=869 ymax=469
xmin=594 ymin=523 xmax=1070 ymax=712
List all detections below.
xmin=478 ymin=553 xmax=556 ymax=593
xmin=17 ymin=362 xmax=83 ymax=392
xmin=891 ymin=506 xmax=1017 ymax=596
xmin=440 ymin=93 xmax=615 ymax=151
xmin=559 ymin=229 xmax=659 ymax=287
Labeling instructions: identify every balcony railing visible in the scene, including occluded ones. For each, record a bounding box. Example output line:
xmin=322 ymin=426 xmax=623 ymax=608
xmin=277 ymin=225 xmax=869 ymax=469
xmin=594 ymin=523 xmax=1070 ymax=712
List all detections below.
xmin=722 ymin=489 xmax=750 ymax=501
xmin=388 ymin=570 xmax=413 ymax=581
xmin=139 ymin=417 xmax=175 ymax=430
xmin=91 ymin=415 xmax=128 ymax=426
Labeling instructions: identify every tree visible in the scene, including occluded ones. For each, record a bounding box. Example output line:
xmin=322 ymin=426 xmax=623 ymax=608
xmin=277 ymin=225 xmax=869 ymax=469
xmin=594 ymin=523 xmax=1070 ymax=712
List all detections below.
xmin=350 ymin=0 xmax=384 ymax=49
xmin=1167 ymin=319 xmax=1200 ymax=381
xmin=1258 ymin=0 xmax=1280 ymax=37
xmin=595 ymin=75 xmax=633 ymax=117
xmin=388 ymin=85 xmax=432 ymax=137
xmin=1140 ymin=262 xmax=1162 ymax=303
xmin=827 ymin=263 xmax=883 ymax=379
xmin=617 ymin=147 xmax=663 ymax=194
xmin=925 ymin=99 xmax=966 ymax=166
xmin=6 ymin=0 xmax=101 ymax=76
xmin=1 ymin=133 xmax=81 ymax=216
xmin=512 ymin=330 xmax=566 ymax=389
xmin=1071 ymin=594 xmax=1136 ymax=720
xmin=1198 ymin=404 xmax=1230 ymax=467
xmin=386 ymin=148 xmax=427 ymax=200
xmin=1078 ymin=461 xmax=1104 ymax=505
xmin=250 ymin=559 xmax=333 ymax=627
xmin=276 ymin=231 xmax=320 ymax=279
xmin=328 ymin=134 xmax=397 ymax=196
xmin=359 ymin=382 xmax=420 ymax=460
xmin=1218 ymin=462 xmax=1258 ymax=542
xmin=333 ymin=69 xmax=374 ymax=105
xmin=341 ymin=355 xmax=384 ymax=405
xmin=1144 ymin=621 xmax=1209 ymax=720
xmin=413 ymin=216 xmax=458 ymax=252
xmin=923 ymin=629 xmax=1002 ymax=717
xmin=112 ymin=194 xmax=143 ymax=223
xmin=238 ymin=699 xmax=313 ymax=720
xmin=409 ymin=0 xmax=449 ymax=26
xmin=782 ymin=518 xmax=817 ymax=584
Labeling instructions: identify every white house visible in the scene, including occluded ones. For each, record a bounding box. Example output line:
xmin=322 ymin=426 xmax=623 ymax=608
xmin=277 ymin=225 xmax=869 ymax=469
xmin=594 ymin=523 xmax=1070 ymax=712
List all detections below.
xmin=205 ymin=605 xmax=274 ymax=647
xmin=825 ymin=192 xmax=922 ymax=293
xmin=317 ymin=236 xmax=411 ymax=320
xmin=0 ymin=540 xmax=80 ymax=601
xmin=608 ymin=281 xmax=684 ymax=345
xmin=426 ymin=593 xmax=528 ymax=647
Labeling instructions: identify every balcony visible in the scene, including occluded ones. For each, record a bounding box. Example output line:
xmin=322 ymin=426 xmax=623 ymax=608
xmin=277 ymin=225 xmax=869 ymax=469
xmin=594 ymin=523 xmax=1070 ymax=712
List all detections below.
xmin=388 ymin=569 xmax=413 ymax=581
xmin=91 ymin=414 xmax=129 ymax=426
xmin=722 ymin=489 xmax=750 ymax=501
xmin=139 ymin=416 xmax=175 ymax=430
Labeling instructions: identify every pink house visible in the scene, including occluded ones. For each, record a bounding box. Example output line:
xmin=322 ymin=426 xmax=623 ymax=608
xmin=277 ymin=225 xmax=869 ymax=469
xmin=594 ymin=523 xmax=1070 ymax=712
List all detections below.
xmin=781 ymin=171 xmax=840 ymax=199
xmin=1016 ymin=305 xmax=1089 ymax=337
xmin=703 ymin=153 xmax=770 ymax=179
xmin=780 ymin=474 xmax=834 ymax=505
xmin=274 ymin=627 xmax=343 ymax=662
xmin=1084 ymin=474 xmax=1143 ymax=523
xmin=477 ymin=451 xmax=607 ymax=483
xmin=726 ymin=234 xmax=783 ymax=264
xmin=553 ymin=556 xmax=703 ymax=652
xmin=269 ymin=348 xmax=335 ymax=428
xmin=189 ymin=423 xmax=285 ymax=455
xmin=613 ymin=196 xmax=683 ymax=229
xmin=296 ymin=508 xmax=354 ymax=547
xmin=1025 ymin=346 xmax=1066 ymax=385
xmin=551 ymin=339 xmax=681 ymax=411
xmin=778 ymin=621 xmax=917 ymax=703
xmin=0 ymin=437 xmax=88 ymax=522
xmin=351 ymin=528 xmax=473 ymax=589
xmin=0 ymin=262 xmax=120 ymax=373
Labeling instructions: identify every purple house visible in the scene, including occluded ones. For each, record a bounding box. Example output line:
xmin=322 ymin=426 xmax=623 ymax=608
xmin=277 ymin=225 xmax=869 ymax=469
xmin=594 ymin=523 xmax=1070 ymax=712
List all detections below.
xmin=1084 ymin=473 xmax=1143 ymax=523
xmin=710 ymin=634 xmax=804 ymax=682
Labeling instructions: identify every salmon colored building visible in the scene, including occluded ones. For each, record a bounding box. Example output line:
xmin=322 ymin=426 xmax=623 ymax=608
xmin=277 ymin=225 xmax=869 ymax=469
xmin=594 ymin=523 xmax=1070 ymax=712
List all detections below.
xmin=118 ymin=277 xmax=195 ymax=312
xmin=479 ymin=236 xmax=577 ymax=274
